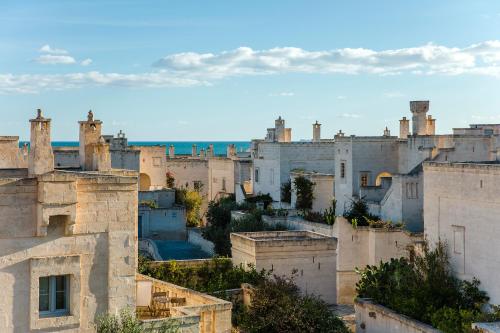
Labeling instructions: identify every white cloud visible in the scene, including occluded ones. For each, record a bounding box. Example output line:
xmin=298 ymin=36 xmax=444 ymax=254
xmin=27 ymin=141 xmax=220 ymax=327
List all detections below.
xmin=153 ymin=41 xmax=500 ymax=78
xmin=384 ymin=91 xmax=405 ymax=98
xmin=39 ymin=44 xmax=68 ymax=54
xmin=3 ymin=40 xmax=500 ymax=94
xmin=81 ymin=58 xmax=92 ymax=66
xmin=336 ymin=95 xmax=347 ymax=100
xmin=35 ymin=54 xmax=76 ymax=65
xmin=339 ymin=113 xmax=361 ymax=118
xmin=269 ymin=92 xmax=294 ymax=97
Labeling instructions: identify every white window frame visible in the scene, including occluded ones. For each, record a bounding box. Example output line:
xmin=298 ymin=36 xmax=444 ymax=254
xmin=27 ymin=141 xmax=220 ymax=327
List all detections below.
xmin=39 ymin=275 xmax=70 ymax=318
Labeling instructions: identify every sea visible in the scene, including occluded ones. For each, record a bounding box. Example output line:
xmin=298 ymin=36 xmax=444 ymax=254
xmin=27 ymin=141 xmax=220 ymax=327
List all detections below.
xmin=21 ymin=141 xmax=251 ymax=156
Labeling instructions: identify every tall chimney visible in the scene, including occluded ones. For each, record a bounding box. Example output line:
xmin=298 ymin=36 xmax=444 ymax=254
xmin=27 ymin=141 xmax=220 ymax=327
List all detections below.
xmin=29 ymin=109 xmax=54 ymax=177
xmin=383 ymin=126 xmax=391 ymax=137
xmin=426 ymin=115 xmax=436 ymax=135
xmin=207 ymin=144 xmax=214 ymax=157
xmin=399 ymin=117 xmax=410 ymax=138
xmin=199 ymin=148 xmax=206 ymax=158
xmin=169 ymin=145 xmax=175 ymax=158
xmin=79 ymin=110 xmax=103 ymax=170
xmin=191 ymin=144 xmax=197 ymax=157
xmin=410 ymin=101 xmax=429 ymax=136
xmin=312 ymin=121 xmax=321 ymax=142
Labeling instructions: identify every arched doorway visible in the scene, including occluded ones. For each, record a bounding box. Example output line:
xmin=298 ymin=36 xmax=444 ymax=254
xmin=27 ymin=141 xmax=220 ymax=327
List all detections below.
xmin=139 ymin=173 xmax=151 ymax=191
xmin=375 ymin=172 xmax=392 ymax=186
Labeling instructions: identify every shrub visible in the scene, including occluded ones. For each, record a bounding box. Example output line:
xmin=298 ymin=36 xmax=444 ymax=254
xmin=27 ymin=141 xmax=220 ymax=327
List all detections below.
xmin=139 ymin=257 xmax=269 ymax=294
xmin=175 ymin=188 xmax=203 ymax=227
xmin=166 ymin=172 xmax=175 ymax=188
xmin=343 ymin=197 xmax=379 ymax=226
xmin=293 ymin=176 xmax=315 ymax=210
xmin=95 ymin=308 xmax=178 ymax=333
xmin=356 ymin=242 xmax=499 ymax=332
xmin=238 ymin=274 xmax=349 ymax=333
xmin=280 ymin=180 xmax=291 ymax=203
xmin=245 ymin=193 xmax=273 ymax=209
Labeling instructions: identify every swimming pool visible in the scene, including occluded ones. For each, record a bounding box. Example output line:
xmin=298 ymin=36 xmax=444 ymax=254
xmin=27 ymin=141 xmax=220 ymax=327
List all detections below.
xmin=153 ymin=240 xmax=211 ymax=260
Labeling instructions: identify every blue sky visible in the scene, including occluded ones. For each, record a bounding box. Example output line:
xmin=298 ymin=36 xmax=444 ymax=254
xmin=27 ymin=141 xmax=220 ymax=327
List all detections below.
xmin=2 ymin=0 xmax=500 ymax=141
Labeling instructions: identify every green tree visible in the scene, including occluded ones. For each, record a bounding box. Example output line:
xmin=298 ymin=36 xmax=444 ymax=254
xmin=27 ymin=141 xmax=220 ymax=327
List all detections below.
xmin=176 ymin=188 xmax=203 ymax=227
xmin=238 ymin=275 xmax=349 ymax=333
xmin=95 ymin=308 xmax=178 ymax=333
xmin=293 ymin=176 xmax=314 ymax=210
xmin=280 ymin=180 xmax=291 ymax=203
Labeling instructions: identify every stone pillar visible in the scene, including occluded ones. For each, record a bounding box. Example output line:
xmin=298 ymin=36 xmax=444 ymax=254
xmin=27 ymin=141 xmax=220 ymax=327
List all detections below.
xmin=383 ymin=127 xmax=391 ymax=137
xmin=169 ymin=145 xmax=175 ymax=158
xmin=275 ymin=116 xmax=285 ymax=142
xmin=29 ymin=109 xmax=54 ymax=177
xmin=92 ymin=137 xmax=111 ymax=171
xmin=426 ymin=115 xmax=436 ymax=135
xmin=200 ymin=148 xmax=206 ymax=158
xmin=399 ymin=117 xmax=410 ymax=138
xmin=312 ymin=121 xmax=321 ymax=142
xmin=79 ymin=110 xmax=103 ymax=170
xmin=227 ymin=144 xmax=236 ymax=158
xmin=191 ymin=144 xmax=197 ymax=157
xmin=207 ymin=144 xmax=214 ymax=157
xmin=410 ymin=101 xmax=429 ymax=136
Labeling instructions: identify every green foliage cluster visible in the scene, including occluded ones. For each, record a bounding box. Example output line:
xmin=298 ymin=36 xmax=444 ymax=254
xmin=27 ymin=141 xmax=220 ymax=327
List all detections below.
xmin=237 ymin=274 xmax=349 ymax=333
xmin=343 ymin=197 xmax=379 ymax=226
xmin=139 ymin=256 xmax=268 ymax=294
xmin=264 ymin=206 xmax=289 ymax=217
xmin=139 ymin=200 xmax=158 ymax=209
xmin=175 ymin=188 xmax=203 ymax=227
xmin=202 ymin=197 xmax=286 ymax=256
xmin=245 ymin=193 xmax=273 ymax=209
xmin=95 ymin=308 xmax=178 ymax=333
xmin=280 ymin=180 xmax=292 ymax=203
xmin=293 ymin=176 xmax=315 ymax=210
xmin=300 ymin=199 xmax=337 ymax=225
xmin=356 ymin=242 xmax=500 ymax=333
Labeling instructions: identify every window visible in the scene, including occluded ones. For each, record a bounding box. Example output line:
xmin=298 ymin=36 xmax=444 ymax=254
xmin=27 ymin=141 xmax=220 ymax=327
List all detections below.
xmin=39 ymin=275 xmax=69 ymax=317
xmin=193 ymin=180 xmax=203 ymax=191
xmin=340 ymin=162 xmax=346 ymax=178
xmin=222 ymin=177 xmax=227 ymax=191
xmin=255 ymin=168 xmax=260 ymax=183
xmin=360 ymin=173 xmax=369 ymax=187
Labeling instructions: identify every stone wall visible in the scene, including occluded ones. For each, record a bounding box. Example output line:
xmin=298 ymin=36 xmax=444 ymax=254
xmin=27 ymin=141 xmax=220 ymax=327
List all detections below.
xmin=0 ymin=170 xmax=138 ymax=332
xmin=355 ymin=298 xmax=440 ymax=333
xmin=132 ymin=146 xmax=167 ymax=190
xmin=424 ymin=162 xmax=500 ymax=304
xmin=0 ymin=136 xmax=28 ymax=168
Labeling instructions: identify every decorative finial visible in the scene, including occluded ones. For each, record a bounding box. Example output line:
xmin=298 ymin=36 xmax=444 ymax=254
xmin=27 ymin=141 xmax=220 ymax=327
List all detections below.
xmin=88 ymin=110 xmax=94 ymax=122
xmin=36 ymin=109 xmax=42 ymax=119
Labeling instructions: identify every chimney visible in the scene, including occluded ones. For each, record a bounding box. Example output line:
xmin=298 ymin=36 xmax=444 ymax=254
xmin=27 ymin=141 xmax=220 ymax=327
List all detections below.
xmin=29 ymin=109 xmax=54 ymax=177
xmin=312 ymin=121 xmax=321 ymax=142
xmin=227 ymin=144 xmax=236 ymax=158
xmin=191 ymin=144 xmax=197 ymax=157
xmin=335 ymin=130 xmax=345 ymax=138
xmin=207 ymin=144 xmax=214 ymax=157
xmin=91 ymin=136 xmax=111 ymax=171
xmin=275 ymin=116 xmax=285 ymax=142
xmin=426 ymin=115 xmax=436 ymax=135
xmin=79 ymin=110 xmax=103 ymax=170
xmin=199 ymin=148 xmax=206 ymax=158
xmin=399 ymin=117 xmax=410 ymax=138
xmin=383 ymin=126 xmax=391 ymax=137
xmin=169 ymin=145 xmax=175 ymax=158
xmin=410 ymin=101 xmax=429 ymax=135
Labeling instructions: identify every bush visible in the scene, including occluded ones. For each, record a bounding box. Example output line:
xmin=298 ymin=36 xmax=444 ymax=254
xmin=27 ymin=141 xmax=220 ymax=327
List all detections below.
xmin=343 ymin=197 xmax=379 ymax=226
xmin=238 ymin=274 xmax=349 ymax=333
xmin=293 ymin=176 xmax=315 ymax=210
xmin=280 ymin=180 xmax=291 ymax=203
xmin=245 ymin=193 xmax=273 ymax=209
xmin=95 ymin=308 xmax=178 ymax=333
xmin=166 ymin=172 xmax=175 ymax=188
xmin=139 ymin=257 xmax=269 ymax=294
xmin=356 ymin=242 xmax=499 ymax=332
xmin=176 ymin=188 xmax=203 ymax=227
xmin=300 ymin=200 xmax=336 ymax=225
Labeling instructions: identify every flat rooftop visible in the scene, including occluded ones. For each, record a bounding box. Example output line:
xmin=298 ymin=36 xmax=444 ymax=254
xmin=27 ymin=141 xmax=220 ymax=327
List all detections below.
xmin=232 ymin=230 xmax=331 ymax=242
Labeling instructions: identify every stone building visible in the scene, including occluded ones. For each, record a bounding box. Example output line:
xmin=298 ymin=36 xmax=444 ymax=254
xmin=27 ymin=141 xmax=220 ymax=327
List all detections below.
xmin=424 ymin=161 xmax=500 ymax=305
xmin=251 ymin=117 xmax=336 ymax=202
xmin=0 ymin=110 xmax=138 ymax=332
xmin=231 ymin=230 xmax=337 ymax=304
xmin=336 ymin=100 xmax=500 ymax=231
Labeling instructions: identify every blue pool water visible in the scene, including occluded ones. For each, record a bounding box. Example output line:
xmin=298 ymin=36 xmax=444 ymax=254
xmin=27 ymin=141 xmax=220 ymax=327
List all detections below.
xmin=154 ymin=240 xmax=211 ymax=260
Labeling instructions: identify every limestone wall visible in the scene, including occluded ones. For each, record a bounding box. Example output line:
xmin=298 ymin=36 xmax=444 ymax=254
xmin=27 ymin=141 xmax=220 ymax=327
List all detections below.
xmin=355 ymin=298 xmax=440 ymax=333
xmin=0 ymin=136 xmax=27 ymax=168
xmin=133 ymin=146 xmax=167 ymax=190
xmin=208 ymin=158 xmax=235 ymax=199
xmin=0 ymin=170 xmax=138 ymax=332
xmin=231 ymin=231 xmax=337 ymax=304
xmin=424 ymin=162 xmax=500 ymax=304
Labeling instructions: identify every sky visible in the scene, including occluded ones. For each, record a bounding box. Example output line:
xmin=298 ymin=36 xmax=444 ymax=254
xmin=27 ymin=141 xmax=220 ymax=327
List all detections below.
xmin=2 ymin=1 xmax=500 ymax=141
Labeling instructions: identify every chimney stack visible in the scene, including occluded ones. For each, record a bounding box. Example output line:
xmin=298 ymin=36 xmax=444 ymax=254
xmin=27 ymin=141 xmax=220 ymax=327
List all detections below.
xmin=79 ymin=110 xmax=103 ymax=170
xmin=383 ymin=126 xmax=391 ymax=137
xmin=29 ymin=109 xmax=54 ymax=177
xmin=312 ymin=121 xmax=321 ymax=142
xmin=410 ymin=101 xmax=429 ymax=135
xmin=169 ymin=145 xmax=175 ymax=158
xmin=399 ymin=117 xmax=410 ymax=138
xmin=191 ymin=144 xmax=197 ymax=157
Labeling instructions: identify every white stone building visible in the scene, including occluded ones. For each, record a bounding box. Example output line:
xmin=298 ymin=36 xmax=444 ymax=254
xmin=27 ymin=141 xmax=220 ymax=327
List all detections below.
xmin=424 ymin=161 xmax=500 ymax=305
